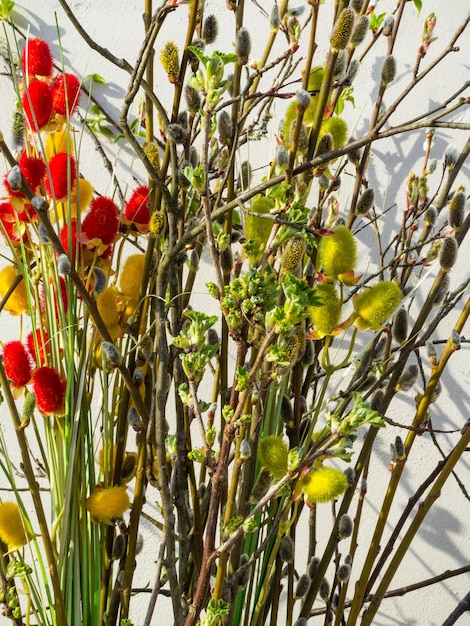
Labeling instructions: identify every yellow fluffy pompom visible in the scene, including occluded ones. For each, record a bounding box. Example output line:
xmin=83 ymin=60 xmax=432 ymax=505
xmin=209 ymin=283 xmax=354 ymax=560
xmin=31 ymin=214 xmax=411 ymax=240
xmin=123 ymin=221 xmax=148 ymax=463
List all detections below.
xmin=0 ymin=266 xmax=29 ymax=316
xmin=119 ymin=254 xmax=146 ymax=303
xmin=301 ymin=466 xmax=349 ymax=505
xmin=353 ymin=281 xmax=402 ymax=330
xmin=0 ymin=501 xmax=32 ymax=553
xmin=309 ymin=283 xmax=342 ymax=339
xmin=258 ymin=436 xmax=289 ymax=478
xmin=86 ymin=485 xmax=130 ymax=524
xmin=318 ymin=226 xmax=357 ymax=280
xmin=96 ymin=286 xmax=123 ymax=339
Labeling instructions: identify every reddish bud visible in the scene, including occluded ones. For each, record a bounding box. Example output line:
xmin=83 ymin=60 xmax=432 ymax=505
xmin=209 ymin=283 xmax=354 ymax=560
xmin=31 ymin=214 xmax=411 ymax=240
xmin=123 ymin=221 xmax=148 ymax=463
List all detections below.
xmin=123 ymin=186 xmax=150 ymax=226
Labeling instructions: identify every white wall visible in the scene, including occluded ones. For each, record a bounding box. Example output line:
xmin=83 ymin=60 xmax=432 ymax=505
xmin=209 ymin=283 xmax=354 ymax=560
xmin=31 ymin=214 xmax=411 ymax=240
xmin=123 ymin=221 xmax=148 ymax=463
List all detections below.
xmin=0 ymin=1 xmax=469 ymax=625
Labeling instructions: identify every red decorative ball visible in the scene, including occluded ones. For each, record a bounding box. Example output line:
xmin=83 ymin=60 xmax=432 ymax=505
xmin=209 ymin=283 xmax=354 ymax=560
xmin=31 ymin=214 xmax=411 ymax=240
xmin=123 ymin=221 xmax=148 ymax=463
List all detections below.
xmin=82 ymin=197 xmax=119 ymax=245
xmin=26 ymin=328 xmax=51 ymax=367
xmin=3 ymin=340 xmax=32 ymax=387
xmin=123 ymin=186 xmax=150 ymax=225
xmin=52 ymin=73 xmax=81 ymax=116
xmin=33 ymin=366 xmax=66 ymax=414
xmin=45 ymin=152 xmax=77 ymax=200
xmin=19 ymin=151 xmax=46 ymax=191
xmin=22 ymin=80 xmax=53 ymax=130
xmin=21 ymin=38 xmax=53 ymax=78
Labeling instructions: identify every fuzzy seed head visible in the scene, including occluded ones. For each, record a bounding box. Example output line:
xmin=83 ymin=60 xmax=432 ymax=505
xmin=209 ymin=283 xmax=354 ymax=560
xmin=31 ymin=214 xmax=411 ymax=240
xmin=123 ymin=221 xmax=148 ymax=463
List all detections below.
xmin=449 ymin=191 xmax=466 ymax=230
xmin=444 ymin=146 xmax=459 ymax=169
xmin=276 ymin=145 xmax=289 ymax=170
xmin=46 ymin=152 xmax=77 ymax=200
xmin=270 ymin=4 xmax=281 ymax=30
xmin=142 ymin=142 xmax=160 ymax=172
xmin=351 ymin=15 xmax=369 ymax=47
xmin=424 ymin=205 xmax=438 ymax=226
xmin=52 ymin=73 xmax=81 ymax=117
xmin=160 ymin=41 xmax=180 ymax=81
xmin=295 ymin=574 xmax=311 ymax=598
xmin=7 ymin=165 xmax=23 ymax=191
xmin=433 ymin=273 xmax=450 ymax=306
xmin=294 ymin=620 xmax=307 ymax=626
xmin=392 ymin=307 xmax=408 ymax=344
xmin=296 ymin=89 xmax=311 ymax=111
xmin=345 ymin=59 xmax=360 ymax=85
xmin=93 ymin=266 xmax=107 ymax=295
xmin=356 ymin=187 xmax=375 ymax=215
xmin=57 ymin=253 xmax=72 ymax=275
xmin=338 ymin=514 xmax=353 ymax=539
xmin=330 ymin=8 xmax=355 ymax=51
xmin=124 ymin=186 xmax=151 ymax=227
xmin=101 ymin=341 xmax=121 ymax=365
xmin=167 ymin=123 xmax=188 ymax=145
xmin=202 ymin=15 xmax=218 ymax=44
xmin=439 ymin=236 xmax=458 ymax=271
xmin=337 ymin=563 xmax=351 ymax=583
xmin=12 ymin=110 xmax=25 ymax=149
xmin=236 ymin=27 xmax=251 ymax=64
xmin=218 ymin=110 xmax=233 ymax=145
xmin=370 ymin=388 xmax=384 ymax=412
xmin=184 ymin=83 xmax=201 ymax=113
xmin=396 ymin=364 xmax=419 ymax=391
xmin=320 ymin=577 xmax=331 ymax=601
xmin=33 ymin=366 xmax=65 ymax=414
xmin=381 ymin=55 xmax=396 ymax=85
xmin=280 ymin=394 xmax=294 ymax=426
xmin=22 ymin=80 xmax=53 ymax=130
xmin=315 ymin=132 xmax=333 ymax=158
xmin=281 ymin=235 xmax=306 ymax=274
xmin=352 ymin=0 xmax=364 ymax=12
xmin=250 ymin=467 xmax=272 ymax=502
xmin=395 ymin=435 xmax=406 ymax=460
xmin=150 ymin=210 xmax=166 ymax=236
xmin=279 ymin=535 xmax=294 ymax=562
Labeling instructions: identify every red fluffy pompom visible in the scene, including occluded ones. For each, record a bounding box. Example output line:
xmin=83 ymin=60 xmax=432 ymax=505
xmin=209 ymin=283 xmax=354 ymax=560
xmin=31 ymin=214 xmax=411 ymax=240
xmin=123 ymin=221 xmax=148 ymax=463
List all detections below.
xmin=52 ymin=73 xmax=81 ymax=116
xmin=21 ymin=38 xmax=53 ymax=78
xmin=26 ymin=329 xmax=50 ymax=367
xmin=3 ymin=341 xmax=32 ymax=387
xmin=33 ymin=366 xmax=66 ymax=414
xmin=45 ymin=152 xmax=77 ymax=200
xmin=82 ymin=197 xmax=119 ymax=245
xmin=123 ymin=186 xmax=150 ymax=225
xmin=19 ymin=151 xmax=46 ymax=191
xmin=22 ymin=80 xmax=53 ymax=130
xmin=61 ymin=219 xmax=81 ymax=264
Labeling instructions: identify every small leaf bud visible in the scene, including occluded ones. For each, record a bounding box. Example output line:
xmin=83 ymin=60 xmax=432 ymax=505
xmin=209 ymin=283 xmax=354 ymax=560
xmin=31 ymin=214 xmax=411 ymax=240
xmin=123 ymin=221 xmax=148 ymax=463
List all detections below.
xmin=355 ymin=187 xmax=375 ymax=215
xmin=351 ymin=15 xmax=369 ymax=47
xmin=240 ymin=161 xmax=252 ymax=189
xmin=279 ymin=535 xmax=294 ymax=563
xmin=330 ymin=8 xmax=355 ymax=51
xmin=344 ymin=466 xmax=355 ymax=486
xmin=392 ymin=307 xmax=408 ymax=344
xmin=93 ymin=266 xmax=107 ymax=295
xmin=38 ymin=223 xmax=50 ymax=242
xmin=12 ymin=110 xmax=24 ymax=149
xmin=439 ymin=236 xmax=458 ymax=271
xmin=451 ymin=330 xmax=461 ymax=347
xmin=381 ymin=55 xmax=396 ymax=85
xmin=22 ymin=391 xmax=36 ymax=426
xmin=280 ymin=394 xmax=294 ymax=426
xmin=395 ymin=364 xmax=419 ymax=391
xmin=240 ymin=439 xmax=251 ymax=460
xmin=220 ymin=246 xmax=233 ymax=274
xmin=338 ymin=514 xmax=353 ymax=539
xmin=236 ymin=27 xmax=251 ymax=64
xmin=370 ymin=388 xmax=384 ymax=412
xmin=433 ymin=273 xmax=450 ymax=306
xmin=296 ymin=89 xmax=311 ymax=112
xmin=111 ymin=534 xmax=126 ymax=561
xmin=352 ymin=0 xmax=364 ymax=12
xmin=128 ymin=406 xmax=144 ymax=432
xmin=347 ymin=137 xmax=362 ymax=166
xmin=295 ymin=574 xmax=311 ymax=599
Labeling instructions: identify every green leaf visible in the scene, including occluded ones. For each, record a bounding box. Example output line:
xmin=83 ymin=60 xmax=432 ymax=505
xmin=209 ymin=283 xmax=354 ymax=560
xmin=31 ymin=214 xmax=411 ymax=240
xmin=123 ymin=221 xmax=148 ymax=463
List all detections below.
xmin=86 ymin=72 xmax=106 ymax=84
xmin=413 ymin=0 xmax=422 ymax=14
